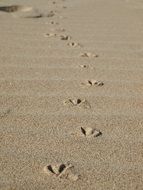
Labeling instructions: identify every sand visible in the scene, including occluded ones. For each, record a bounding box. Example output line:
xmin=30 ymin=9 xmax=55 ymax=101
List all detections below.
xmin=0 ymin=0 xmax=143 ymax=189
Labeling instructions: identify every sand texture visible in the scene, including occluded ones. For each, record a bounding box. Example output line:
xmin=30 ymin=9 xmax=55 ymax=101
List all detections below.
xmin=0 ymin=0 xmax=143 ymax=189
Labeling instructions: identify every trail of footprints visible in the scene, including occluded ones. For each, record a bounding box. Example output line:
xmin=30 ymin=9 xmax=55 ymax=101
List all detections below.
xmin=44 ymin=0 xmax=104 ymax=181
xmin=0 ymin=0 xmax=104 ymax=182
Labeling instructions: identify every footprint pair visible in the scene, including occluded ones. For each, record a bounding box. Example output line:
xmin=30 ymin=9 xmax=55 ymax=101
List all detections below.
xmin=43 ymin=126 xmax=102 ymax=181
xmin=45 ymin=32 xmax=81 ymax=47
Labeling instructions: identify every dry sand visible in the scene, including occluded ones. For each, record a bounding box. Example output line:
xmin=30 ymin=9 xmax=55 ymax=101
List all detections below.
xmin=0 ymin=0 xmax=143 ymax=189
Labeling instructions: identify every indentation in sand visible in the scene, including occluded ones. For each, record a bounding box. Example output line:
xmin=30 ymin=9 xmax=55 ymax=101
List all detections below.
xmin=81 ymin=127 xmax=102 ymax=137
xmin=47 ymin=11 xmax=55 ymax=17
xmin=60 ymin=35 xmax=71 ymax=40
xmin=25 ymin=13 xmax=43 ymax=18
xmin=80 ymin=64 xmax=88 ymax=68
xmin=64 ymin=98 xmax=91 ymax=109
xmin=81 ymin=80 xmax=104 ymax=87
xmin=45 ymin=33 xmax=57 ymax=37
xmin=68 ymin=42 xmax=81 ymax=47
xmin=0 ymin=5 xmax=33 ymax=13
xmin=50 ymin=21 xmax=59 ymax=25
xmin=80 ymin=52 xmax=99 ymax=58
xmin=43 ymin=163 xmax=79 ymax=181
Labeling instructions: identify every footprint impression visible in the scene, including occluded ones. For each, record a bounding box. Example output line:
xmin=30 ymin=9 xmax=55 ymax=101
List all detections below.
xmin=80 ymin=64 xmax=89 ymax=69
xmin=45 ymin=33 xmax=57 ymax=37
xmin=68 ymin=42 xmax=82 ymax=48
xmin=43 ymin=162 xmax=79 ymax=181
xmin=81 ymin=80 xmax=104 ymax=87
xmin=81 ymin=127 xmax=102 ymax=138
xmin=80 ymin=52 xmax=99 ymax=58
xmin=0 ymin=5 xmax=33 ymax=13
xmin=60 ymin=35 xmax=71 ymax=40
xmin=50 ymin=21 xmax=59 ymax=25
xmin=25 ymin=10 xmax=55 ymax=19
xmin=64 ymin=98 xmax=91 ymax=109
xmin=44 ymin=33 xmax=71 ymax=40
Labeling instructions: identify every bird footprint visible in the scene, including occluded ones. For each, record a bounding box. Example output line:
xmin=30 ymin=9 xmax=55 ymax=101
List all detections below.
xmin=81 ymin=80 xmax=104 ymax=87
xmin=64 ymin=98 xmax=91 ymax=109
xmin=68 ymin=42 xmax=81 ymax=47
xmin=43 ymin=163 xmax=79 ymax=181
xmin=60 ymin=35 xmax=71 ymax=40
xmin=81 ymin=127 xmax=102 ymax=137
xmin=80 ymin=52 xmax=99 ymax=58
xmin=45 ymin=33 xmax=57 ymax=37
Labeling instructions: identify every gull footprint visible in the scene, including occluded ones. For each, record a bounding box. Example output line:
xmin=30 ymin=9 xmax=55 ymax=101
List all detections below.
xmin=50 ymin=21 xmax=59 ymax=25
xmin=43 ymin=163 xmax=79 ymax=181
xmin=80 ymin=64 xmax=89 ymax=69
xmin=80 ymin=52 xmax=99 ymax=58
xmin=68 ymin=42 xmax=81 ymax=48
xmin=47 ymin=11 xmax=55 ymax=17
xmin=44 ymin=33 xmax=57 ymax=37
xmin=60 ymin=35 xmax=71 ymax=40
xmin=81 ymin=127 xmax=102 ymax=137
xmin=82 ymin=80 xmax=104 ymax=87
xmin=64 ymin=98 xmax=91 ymax=109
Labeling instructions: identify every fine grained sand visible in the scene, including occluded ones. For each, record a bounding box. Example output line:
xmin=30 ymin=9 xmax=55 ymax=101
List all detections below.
xmin=0 ymin=0 xmax=143 ymax=189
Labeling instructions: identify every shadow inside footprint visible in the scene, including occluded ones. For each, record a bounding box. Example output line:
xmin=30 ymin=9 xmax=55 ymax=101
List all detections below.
xmin=69 ymin=98 xmax=82 ymax=105
xmin=64 ymin=98 xmax=91 ymax=109
xmin=82 ymin=80 xmax=104 ymax=87
xmin=80 ymin=64 xmax=88 ymax=69
xmin=25 ymin=13 xmax=43 ymax=18
xmin=81 ymin=127 xmax=102 ymax=137
xmin=47 ymin=164 xmax=66 ymax=175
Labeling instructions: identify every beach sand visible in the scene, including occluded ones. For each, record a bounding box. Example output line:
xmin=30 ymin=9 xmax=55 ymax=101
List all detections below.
xmin=0 ymin=0 xmax=143 ymax=189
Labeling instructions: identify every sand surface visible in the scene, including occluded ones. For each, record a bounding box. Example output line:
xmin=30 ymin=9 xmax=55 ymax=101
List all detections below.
xmin=0 ymin=0 xmax=143 ymax=189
